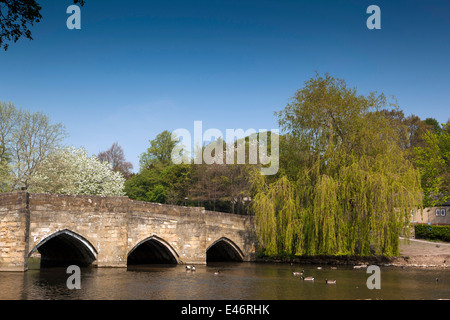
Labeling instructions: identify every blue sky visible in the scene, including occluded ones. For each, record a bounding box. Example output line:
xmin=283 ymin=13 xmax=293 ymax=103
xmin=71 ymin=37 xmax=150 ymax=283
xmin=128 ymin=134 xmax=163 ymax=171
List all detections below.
xmin=1 ymin=0 xmax=449 ymax=171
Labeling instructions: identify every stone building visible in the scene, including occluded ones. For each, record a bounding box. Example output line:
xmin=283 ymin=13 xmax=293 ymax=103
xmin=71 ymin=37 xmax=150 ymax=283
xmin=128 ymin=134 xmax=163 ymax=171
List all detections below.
xmin=411 ymin=200 xmax=450 ymax=225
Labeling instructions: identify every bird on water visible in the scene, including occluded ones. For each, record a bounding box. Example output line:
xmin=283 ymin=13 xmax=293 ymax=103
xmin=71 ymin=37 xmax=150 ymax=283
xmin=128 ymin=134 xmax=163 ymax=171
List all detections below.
xmin=293 ymin=270 xmax=304 ymax=276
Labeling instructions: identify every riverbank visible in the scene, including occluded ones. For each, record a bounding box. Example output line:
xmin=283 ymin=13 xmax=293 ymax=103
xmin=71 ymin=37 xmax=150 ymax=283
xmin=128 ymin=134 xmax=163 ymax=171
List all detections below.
xmin=391 ymin=237 xmax=450 ymax=268
xmin=256 ymin=237 xmax=450 ymax=268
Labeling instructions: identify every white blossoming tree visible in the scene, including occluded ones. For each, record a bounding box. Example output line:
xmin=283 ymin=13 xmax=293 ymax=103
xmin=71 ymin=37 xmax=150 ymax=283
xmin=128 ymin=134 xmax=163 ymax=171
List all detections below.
xmin=29 ymin=146 xmax=125 ymax=196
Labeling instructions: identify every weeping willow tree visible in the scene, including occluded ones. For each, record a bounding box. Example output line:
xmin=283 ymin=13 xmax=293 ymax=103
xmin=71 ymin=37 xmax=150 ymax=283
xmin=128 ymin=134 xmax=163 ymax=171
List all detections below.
xmin=252 ymin=74 xmax=423 ymax=257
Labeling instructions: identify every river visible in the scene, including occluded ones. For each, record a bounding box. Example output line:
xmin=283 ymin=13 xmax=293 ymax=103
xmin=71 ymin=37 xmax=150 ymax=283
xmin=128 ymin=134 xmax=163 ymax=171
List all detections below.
xmin=0 ymin=262 xmax=448 ymax=300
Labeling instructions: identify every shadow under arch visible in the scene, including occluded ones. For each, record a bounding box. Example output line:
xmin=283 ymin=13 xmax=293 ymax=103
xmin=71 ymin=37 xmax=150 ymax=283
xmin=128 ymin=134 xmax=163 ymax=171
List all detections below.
xmin=206 ymin=237 xmax=244 ymax=262
xmin=29 ymin=229 xmax=97 ymax=268
xmin=127 ymin=235 xmax=180 ymax=265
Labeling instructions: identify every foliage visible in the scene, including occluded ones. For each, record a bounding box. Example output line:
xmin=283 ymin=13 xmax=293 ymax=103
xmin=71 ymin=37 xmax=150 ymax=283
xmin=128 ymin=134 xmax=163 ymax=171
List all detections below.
xmin=139 ymin=130 xmax=178 ymax=170
xmin=376 ymin=109 xmax=434 ymax=156
xmin=124 ymin=165 xmax=163 ymax=201
xmin=0 ymin=144 xmax=10 ymax=191
xmin=97 ymin=142 xmax=133 ymax=179
xmin=415 ymin=224 xmax=450 ymax=242
xmin=252 ymin=74 xmax=423 ymax=257
xmin=28 ymin=146 xmax=125 ymax=196
xmin=0 ymin=101 xmax=66 ymax=190
xmin=126 ymin=130 xmax=184 ymax=204
xmin=124 ymin=163 xmax=190 ymax=204
xmin=424 ymin=118 xmax=442 ymax=135
xmin=160 ymin=163 xmax=192 ymax=205
xmin=413 ymin=123 xmax=450 ymax=207
xmin=189 ymin=161 xmax=254 ymax=213
xmin=0 ymin=0 xmax=85 ymax=50
xmin=126 ymin=130 xmax=255 ymax=214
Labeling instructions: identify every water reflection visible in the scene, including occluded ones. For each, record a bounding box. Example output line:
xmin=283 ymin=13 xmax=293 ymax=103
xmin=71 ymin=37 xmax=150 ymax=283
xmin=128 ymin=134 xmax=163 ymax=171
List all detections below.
xmin=0 ymin=263 xmax=448 ymax=300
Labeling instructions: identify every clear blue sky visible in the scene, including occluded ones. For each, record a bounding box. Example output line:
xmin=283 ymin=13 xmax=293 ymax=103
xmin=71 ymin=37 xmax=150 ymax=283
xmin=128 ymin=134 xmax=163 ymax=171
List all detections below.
xmin=1 ymin=0 xmax=449 ymax=171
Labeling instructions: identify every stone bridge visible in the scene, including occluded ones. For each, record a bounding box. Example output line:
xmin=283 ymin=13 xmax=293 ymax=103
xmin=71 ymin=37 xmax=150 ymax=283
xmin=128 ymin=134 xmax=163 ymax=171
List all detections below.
xmin=0 ymin=191 xmax=257 ymax=271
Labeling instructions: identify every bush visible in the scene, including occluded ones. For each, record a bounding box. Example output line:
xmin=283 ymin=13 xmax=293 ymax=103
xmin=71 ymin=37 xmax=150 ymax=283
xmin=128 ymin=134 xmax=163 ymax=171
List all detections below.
xmin=29 ymin=147 xmax=125 ymax=196
xmin=414 ymin=224 xmax=450 ymax=242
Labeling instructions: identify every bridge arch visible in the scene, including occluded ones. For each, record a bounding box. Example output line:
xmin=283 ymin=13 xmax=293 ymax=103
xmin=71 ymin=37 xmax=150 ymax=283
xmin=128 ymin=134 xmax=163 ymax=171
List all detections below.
xmin=29 ymin=229 xmax=97 ymax=268
xmin=206 ymin=237 xmax=244 ymax=262
xmin=127 ymin=235 xmax=180 ymax=265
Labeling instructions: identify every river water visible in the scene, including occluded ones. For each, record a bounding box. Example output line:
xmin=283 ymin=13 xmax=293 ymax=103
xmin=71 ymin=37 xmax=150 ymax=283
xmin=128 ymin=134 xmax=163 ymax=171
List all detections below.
xmin=0 ymin=262 xmax=448 ymax=300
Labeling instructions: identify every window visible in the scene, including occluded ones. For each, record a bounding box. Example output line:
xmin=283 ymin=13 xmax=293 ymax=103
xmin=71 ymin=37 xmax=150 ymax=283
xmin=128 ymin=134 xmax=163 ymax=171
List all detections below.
xmin=441 ymin=208 xmax=446 ymax=217
xmin=436 ymin=209 xmax=441 ymax=216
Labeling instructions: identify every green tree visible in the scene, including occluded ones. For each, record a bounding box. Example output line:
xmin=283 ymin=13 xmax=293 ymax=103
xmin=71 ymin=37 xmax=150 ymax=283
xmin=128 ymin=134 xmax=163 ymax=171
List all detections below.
xmin=0 ymin=101 xmax=66 ymax=190
xmin=253 ymin=74 xmax=423 ymax=257
xmin=124 ymin=166 xmax=164 ymax=201
xmin=413 ymin=123 xmax=450 ymax=206
xmin=126 ymin=130 xmax=183 ymax=203
xmin=146 ymin=184 xmax=167 ymax=203
xmin=424 ymin=118 xmax=442 ymax=134
xmin=160 ymin=163 xmax=192 ymax=205
xmin=0 ymin=144 xmax=11 ymax=191
xmin=139 ymin=130 xmax=178 ymax=170
xmin=125 ymin=163 xmax=192 ymax=204
xmin=376 ymin=109 xmax=433 ymax=152
xmin=127 ymin=130 xmax=254 ymax=214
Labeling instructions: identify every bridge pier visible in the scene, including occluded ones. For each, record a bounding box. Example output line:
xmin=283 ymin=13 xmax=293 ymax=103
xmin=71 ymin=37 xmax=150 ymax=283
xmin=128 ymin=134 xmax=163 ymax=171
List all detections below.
xmin=0 ymin=191 xmax=256 ymax=272
xmin=0 ymin=192 xmax=30 ymax=271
